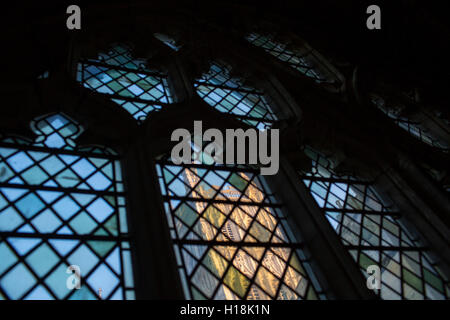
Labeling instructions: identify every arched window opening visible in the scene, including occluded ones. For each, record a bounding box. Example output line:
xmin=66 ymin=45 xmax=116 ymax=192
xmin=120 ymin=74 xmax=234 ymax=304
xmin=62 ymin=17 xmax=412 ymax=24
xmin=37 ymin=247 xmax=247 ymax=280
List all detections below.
xmin=370 ymin=93 xmax=450 ymax=151
xmin=0 ymin=113 xmax=135 ymax=300
xmin=154 ymin=143 xmax=324 ymax=300
xmin=299 ymin=146 xmax=449 ymax=300
xmin=195 ymin=61 xmax=278 ymax=130
xmin=245 ymin=33 xmax=339 ymax=85
xmin=77 ymin=43 xmax=173 ymax=122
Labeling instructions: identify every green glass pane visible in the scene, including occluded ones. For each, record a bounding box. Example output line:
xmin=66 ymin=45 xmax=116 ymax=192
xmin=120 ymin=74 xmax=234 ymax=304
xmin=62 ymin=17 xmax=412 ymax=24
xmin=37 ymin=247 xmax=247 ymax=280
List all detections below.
xmin=69 ymin=211 xmax=98 ymax=234
xmin=89 ymin=158 xmax=109 ymax=169
xmin=289 ymin=253 xmax=306 ymax=275
xmin=25 ymin=243 xmax=60 ymax=277
xmin=40 ymin=156 xmax=66 ymax=176
xmin=403 ymin=268 xmax=423 ymax=293
xmin=103 ymin=215 xmax=118 ymax=236
xmin=93 ymin=228 xmax=109 ymax=236
xmin=44 ymin=263 xmax=71 ymax=299
xmin=383 ymin=218 xmax=399 ymax=236
xmin=55 ymin=168 xmax=80 ymax=188
xmin=306 ymin=285 xmax=318 ymax=300
xmin=249 ymin=221 xmax=271 ymax=242
xmin=101 ymin=164 xmax=114 ymax=180
xmin=423 ymin=268 xmax=444 ymax=293
xmin=359 ymin=251 xmax=377 ymax=269
xmin=175 ymin=203 xmax=198 ymax=227
xmin=107 ymin=81 xmax=124 ymax=92
xmin=15 ymin=193 xmax=45 ymax=218
xmin=363 ymin=217 xmax=380 ymax=235
xmin=125 ymin=73 xmax=139 ymax=82
xmin=202 ymin=249 xmax=228 ymax=278
xmin=223 ymin=265 xmax=250 ymax=298
xmin=21 ymin=166 xmax=49 ymax=185
xmin=228 ymin=173 xmax=248 ymax=192
xmin=104 ymin=195 xmax=116 ymax=207
xmin=87 ymin=240 xmax=116 ymax=258
xmin=202 ymin=205 xmax=226 ymax=228
xmin=402 ymin=254 xmax=421 ymax=276
xmin=163 ymin=168 xmax=175 ymax=183
xmin=403 ymin=282 xmax=423 ymax=299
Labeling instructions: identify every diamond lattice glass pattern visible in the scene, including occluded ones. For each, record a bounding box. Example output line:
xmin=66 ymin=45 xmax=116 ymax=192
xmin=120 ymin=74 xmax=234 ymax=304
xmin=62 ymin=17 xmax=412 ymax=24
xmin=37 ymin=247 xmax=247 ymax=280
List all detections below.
xmin=246 ymin=33 xmax=327 ymax=83
xmin=0 ymin=114 xmax=134 ymax=300
xmin=156 ymin=154 xmax=324 ymax=300
xmin=370 ymin=94 xmax=449 ymax=151
xmin=300 ymin=147 xmax=449 ymax=300
xmin=77 ymin=44 xmax=172 ymax=122
xmin=195 ymin=61 xmax=277 ymax=130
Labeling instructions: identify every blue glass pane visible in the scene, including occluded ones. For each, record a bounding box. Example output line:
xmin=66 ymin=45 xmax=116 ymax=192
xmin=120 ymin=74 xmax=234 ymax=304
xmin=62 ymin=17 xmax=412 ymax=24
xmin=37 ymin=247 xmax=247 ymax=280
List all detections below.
xmin=0 ymin=113 xmax=135 ymax=300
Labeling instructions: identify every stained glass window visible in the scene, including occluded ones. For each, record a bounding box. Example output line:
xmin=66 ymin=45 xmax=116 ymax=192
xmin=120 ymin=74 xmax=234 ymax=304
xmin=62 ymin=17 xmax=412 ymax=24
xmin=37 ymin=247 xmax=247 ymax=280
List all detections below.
xmin=0 ymin=113 xmax=134 ymax=300
xmin=300 ymin=146 xmax=450 ymax=300
xmin=77 ymin=43 xmax=173 ymax=122
xmin=155 ymin=143 xmax=324 ymax=300
xmin=246 ymin=33 xmax=333 ymax=84
xmin=370 ymin=93 xmax=449 ymax=151
xmin=195 ymin=61 xmax=277 ymax=130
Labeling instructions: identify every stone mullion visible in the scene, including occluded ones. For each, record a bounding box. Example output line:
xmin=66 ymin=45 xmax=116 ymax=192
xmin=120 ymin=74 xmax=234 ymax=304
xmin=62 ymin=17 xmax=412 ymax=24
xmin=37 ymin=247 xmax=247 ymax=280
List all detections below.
xmin=265 ymin=156 xmax=377 ymax=299
xmin=121 ymin=138 xmax=184 ymax=299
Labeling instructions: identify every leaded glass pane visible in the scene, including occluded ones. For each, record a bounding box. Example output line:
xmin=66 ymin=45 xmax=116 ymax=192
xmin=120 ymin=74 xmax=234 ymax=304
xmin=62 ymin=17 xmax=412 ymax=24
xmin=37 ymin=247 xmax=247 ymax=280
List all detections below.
xmin=245 ymin=33 xmax=329 ymax=84
xmin=195 ymin=61 xmax=277 ymax=130
xmin=77 ymin=43 xmax=173 ymax=122
xmin=155 ymin=145 xmax=324 ymax=300
xmin=0 ymin=113 xmax=135 ymax=300
xmin=300 ymin=146 xmax=449 ymax=300
xmin=370 ymin=93 xmax=449 ymax=151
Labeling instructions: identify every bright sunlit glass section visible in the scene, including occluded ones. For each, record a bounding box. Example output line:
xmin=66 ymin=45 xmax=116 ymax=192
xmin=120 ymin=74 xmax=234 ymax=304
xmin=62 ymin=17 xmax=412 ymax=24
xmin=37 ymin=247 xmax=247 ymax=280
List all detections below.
xmin=155 ymin=144 xmax=324 ymax=300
